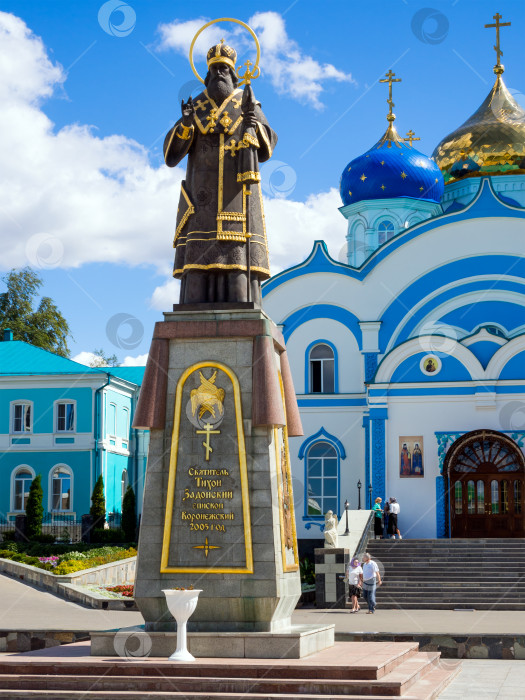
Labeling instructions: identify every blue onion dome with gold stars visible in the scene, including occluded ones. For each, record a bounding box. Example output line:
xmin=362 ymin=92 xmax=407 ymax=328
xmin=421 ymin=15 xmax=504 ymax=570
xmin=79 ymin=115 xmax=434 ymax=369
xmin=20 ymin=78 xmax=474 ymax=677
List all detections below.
xmin=340 ymin=123 xmax=444 ymax=206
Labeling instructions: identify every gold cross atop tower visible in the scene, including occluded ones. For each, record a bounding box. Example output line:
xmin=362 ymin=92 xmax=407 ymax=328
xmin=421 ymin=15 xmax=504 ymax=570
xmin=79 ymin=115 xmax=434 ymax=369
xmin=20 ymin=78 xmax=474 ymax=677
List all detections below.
xmin=403 ymin=130 xmax=421 ymax=147
xmin=484 ymin=12 xmax=511 ymax=75
xmin=379 ymin=70 xmax=402 ymax=124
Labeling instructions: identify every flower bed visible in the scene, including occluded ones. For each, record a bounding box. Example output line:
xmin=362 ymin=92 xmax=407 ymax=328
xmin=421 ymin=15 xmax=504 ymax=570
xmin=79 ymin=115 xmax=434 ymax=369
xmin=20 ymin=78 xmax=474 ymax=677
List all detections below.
xmin=0 ymin=546 xmax=136 ymax=575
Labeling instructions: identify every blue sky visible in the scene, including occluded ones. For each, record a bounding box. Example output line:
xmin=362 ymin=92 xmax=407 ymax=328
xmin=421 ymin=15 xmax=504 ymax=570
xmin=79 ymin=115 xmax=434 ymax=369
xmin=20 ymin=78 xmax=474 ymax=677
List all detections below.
xmin=0 ymin=0 xmax=522 ymax=363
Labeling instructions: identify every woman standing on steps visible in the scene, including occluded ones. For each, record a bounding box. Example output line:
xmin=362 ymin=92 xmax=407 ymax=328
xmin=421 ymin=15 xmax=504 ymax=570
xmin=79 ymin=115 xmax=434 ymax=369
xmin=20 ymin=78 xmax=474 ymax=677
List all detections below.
xmin=345 ymin=557 xmax=363 ymax=613
xmin=388 ymin=497 xmax=402 ymax=539
xmin=373 ymin=497 xmax=383 ymax=539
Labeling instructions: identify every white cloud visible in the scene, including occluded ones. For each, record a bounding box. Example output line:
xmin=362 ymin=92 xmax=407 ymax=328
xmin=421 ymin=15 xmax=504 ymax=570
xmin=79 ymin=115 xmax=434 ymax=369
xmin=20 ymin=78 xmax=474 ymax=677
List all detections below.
xmin=71 ymin=351 xmax=98 ymax=366
xmin=121 ymin=353 xmax=148 ymax=366
xmin=0 ymin=12 xmax=348 ymax=285
xmin=0 ymin=12 xmax=182 ymax=275
xmin=156 ymin=12 xmax=354 ymax=110
xmin=150 ymin=277 xmax=180 ymax=310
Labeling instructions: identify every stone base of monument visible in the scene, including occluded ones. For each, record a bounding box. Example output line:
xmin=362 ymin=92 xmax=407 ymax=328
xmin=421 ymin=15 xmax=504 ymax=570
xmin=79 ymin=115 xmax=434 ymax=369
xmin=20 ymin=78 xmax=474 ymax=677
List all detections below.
xmin=314 ymin=548 xmax=350 ymax=609
xmin=90 ymin=623 xmax=334 ymax=659
xmin=129 ymin=307 xmax=331 ymax=650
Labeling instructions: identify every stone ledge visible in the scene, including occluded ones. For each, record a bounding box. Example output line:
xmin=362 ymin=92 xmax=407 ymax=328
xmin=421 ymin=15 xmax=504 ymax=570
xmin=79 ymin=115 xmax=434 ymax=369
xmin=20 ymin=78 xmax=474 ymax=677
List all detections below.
xmin=91 ymin=623 xmax=335 ymax=658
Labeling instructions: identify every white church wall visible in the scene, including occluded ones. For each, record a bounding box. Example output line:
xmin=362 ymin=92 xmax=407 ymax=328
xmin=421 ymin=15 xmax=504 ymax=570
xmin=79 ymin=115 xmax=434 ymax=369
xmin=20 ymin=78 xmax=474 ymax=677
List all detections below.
xmin=290 ymin=406 xmax=366 ymax=540
xmin=384 ymin=391 xmax=525 ymax=539
xmin=283 ymin=318 xmax=363 ymax=393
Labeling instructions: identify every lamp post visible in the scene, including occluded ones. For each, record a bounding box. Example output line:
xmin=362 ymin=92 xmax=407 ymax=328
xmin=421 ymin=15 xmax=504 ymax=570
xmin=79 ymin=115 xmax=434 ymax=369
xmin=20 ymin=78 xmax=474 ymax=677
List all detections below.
xmin=368 ymin=483 xmax=373 ymax=509
xmin=343 ymin=499 xmax=350 ymax=535
xmin=357 ymin=480 xmax=362 ymax=510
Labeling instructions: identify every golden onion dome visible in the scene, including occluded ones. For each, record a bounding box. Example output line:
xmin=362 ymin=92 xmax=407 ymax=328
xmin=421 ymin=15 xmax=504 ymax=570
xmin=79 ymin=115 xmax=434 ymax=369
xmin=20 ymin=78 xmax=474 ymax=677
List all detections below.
xmin=432 ymin=75 xmax=525 ymax=182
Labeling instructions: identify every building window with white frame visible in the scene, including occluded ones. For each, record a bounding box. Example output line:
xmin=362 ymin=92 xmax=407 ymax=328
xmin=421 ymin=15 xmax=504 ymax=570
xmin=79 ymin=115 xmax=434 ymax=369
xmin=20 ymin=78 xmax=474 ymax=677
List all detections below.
xmin=12 ymin=402 xmax=32 ymax=433
xmin=51 ymin=466 xmax=72 ymax=511
xmin=309 ymin=344 xmax=335 ymax=393
xmin=378 ymin=220 xmax=395 ymax=245
xmin=306 ymin=442 xmax=338 ymax=516
xmin=13 ymin=468 xmax=33 ymax=511
xmin=56 ymin=401 xmax=75 ymax=432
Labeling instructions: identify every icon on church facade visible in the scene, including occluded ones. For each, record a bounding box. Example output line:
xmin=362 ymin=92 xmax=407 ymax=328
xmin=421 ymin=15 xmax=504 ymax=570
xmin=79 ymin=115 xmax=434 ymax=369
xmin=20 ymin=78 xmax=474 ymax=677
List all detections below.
xmin=399 ymin=437 xmax=424 ymax=477
xmin=420 ymin=354 xmax=441 ymax=375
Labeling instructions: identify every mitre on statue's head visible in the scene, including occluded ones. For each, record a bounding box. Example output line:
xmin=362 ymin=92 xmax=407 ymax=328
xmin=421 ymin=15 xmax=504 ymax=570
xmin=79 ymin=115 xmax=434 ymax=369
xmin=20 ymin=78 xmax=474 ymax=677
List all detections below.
xmin=206 ymin=41 xmax=237 ymax=70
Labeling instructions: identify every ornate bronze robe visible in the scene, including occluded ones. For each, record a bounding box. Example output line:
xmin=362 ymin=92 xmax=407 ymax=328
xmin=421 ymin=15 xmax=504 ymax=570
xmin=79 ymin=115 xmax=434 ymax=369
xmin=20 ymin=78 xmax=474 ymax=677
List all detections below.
xmin=164 ymin=88 xmax=277 ymax=282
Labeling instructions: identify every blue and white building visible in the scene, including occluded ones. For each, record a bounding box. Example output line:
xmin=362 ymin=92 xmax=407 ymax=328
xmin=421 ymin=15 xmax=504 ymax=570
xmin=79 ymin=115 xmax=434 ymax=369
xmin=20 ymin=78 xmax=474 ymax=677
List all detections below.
xmin=0 ymin=331 xmax=148 ymax=524
xmin=263 ymin=59 xmax=525 ymax=541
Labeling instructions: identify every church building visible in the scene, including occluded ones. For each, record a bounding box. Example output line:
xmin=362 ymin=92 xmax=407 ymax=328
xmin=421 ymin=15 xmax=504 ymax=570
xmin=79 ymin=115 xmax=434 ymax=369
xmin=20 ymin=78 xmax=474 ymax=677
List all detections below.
xmin=263 ymin=18 xmax=525 ymax=543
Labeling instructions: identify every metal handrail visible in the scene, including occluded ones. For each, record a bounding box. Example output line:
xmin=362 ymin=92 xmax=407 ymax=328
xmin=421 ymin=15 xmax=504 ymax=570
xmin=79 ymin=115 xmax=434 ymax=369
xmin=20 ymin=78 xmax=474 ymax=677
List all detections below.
xmin=353 ymin=510 xmax=374 ymax=558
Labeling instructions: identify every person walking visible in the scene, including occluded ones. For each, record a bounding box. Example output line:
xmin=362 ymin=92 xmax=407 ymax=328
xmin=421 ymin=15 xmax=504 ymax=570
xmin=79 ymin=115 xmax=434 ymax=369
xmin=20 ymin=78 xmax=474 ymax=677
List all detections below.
xmin=372 ymin=497 xmax=383 ymax=539
xmin=345 ymin=557 xmax=363 ymax=613
xmin=361 ymin=552 xmax=382 ymax=614
xmin=388 ymin=497 xmax=402 ymax=539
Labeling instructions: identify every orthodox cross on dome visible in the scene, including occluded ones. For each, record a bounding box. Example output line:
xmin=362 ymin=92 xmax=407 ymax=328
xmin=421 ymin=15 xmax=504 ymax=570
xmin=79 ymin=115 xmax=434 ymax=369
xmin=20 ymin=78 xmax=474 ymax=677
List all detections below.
xmin=379 ymin=70 xmax=402 ymax=124
xmin=403 ymin=129 xmax=421 ymax=147
xmin=484 ymin=12 xmax=511 ymax=75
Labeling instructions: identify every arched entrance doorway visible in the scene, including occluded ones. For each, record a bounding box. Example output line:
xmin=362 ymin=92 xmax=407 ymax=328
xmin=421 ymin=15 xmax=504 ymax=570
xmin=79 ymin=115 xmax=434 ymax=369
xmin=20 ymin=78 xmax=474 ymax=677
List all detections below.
xmin=445 ymin=430 xmax=525 ymax=538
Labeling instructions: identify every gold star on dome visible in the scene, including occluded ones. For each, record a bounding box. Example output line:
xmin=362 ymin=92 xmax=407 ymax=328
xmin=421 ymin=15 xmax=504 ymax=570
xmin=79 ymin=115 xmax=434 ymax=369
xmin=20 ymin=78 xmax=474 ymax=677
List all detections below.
xmin=381 ymin=184 xmax=386 ymax=190
xmin=419 ymin=186 xmax=424 ymax=191
xmin=347 ymin=166 xmax=352 ymax=171
xmin=348 ymin=191 xmax=352 ymax=196
xmin=401 ymin=171 xmax=407 ymax=179
xmin=435 ymin=178 xmax=439 ymax=183
xmin=381 ymin=161 xmax=385 ymax=165
xmin=360 ymin=174 xmax=367 ymax=182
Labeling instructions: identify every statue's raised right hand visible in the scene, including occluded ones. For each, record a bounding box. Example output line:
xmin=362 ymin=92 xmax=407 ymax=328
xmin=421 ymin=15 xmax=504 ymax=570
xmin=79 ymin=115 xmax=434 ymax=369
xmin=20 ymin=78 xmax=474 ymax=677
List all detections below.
xmin=181 ymin=97 xmax=195 ymax=127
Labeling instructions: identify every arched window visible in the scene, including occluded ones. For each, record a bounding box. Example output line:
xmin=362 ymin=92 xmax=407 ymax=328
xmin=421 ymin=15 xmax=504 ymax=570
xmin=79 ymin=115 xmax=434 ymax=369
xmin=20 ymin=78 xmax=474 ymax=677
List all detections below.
xmin=108 ymin=403 xmax=117 ymax=437
xmin=309 ymin=344 xmax=335 ymax=393
xmin=50 ymin=466 xmax=72 ymax=511
xmin=378 ymin=220 xmax=395 ymax=245
xmin=306 ymin=442 xmax=338 ymax=517
xmin=13 ymin=467 xmax=33 ymax=511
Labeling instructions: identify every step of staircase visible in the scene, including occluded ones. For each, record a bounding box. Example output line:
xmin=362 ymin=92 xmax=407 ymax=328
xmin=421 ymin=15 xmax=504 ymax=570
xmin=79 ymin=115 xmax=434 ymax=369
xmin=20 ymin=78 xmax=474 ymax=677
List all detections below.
xmin=364 ymin=538 xmax=525 ymax=610
xmin=0 ymin=642 xmax=460 ymax=699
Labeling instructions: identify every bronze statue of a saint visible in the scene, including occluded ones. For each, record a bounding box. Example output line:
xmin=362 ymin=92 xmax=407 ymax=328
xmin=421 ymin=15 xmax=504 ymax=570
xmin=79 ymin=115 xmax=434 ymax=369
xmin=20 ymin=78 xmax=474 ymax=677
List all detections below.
xmin=164 ymin=41 xmax=277 ymax=304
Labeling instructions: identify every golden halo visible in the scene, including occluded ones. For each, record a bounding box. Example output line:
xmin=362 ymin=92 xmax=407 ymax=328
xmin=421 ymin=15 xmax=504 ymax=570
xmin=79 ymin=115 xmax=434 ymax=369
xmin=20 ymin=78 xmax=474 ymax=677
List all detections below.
xmin=189 ymin=17 xmax=260 ymax=85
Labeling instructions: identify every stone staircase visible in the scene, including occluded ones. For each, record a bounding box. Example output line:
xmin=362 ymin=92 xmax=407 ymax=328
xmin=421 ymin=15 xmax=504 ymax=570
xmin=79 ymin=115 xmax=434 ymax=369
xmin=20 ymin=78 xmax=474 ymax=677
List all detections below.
xmin=0 ymin=640 xmax=459 ymax=699
xmin=367 ymin=538 xmax=525 ymax=610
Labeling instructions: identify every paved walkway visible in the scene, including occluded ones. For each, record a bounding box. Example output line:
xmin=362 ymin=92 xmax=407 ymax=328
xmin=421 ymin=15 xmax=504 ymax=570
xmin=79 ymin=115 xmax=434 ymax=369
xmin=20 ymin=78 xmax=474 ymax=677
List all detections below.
xmin=0 ymin=574 xmax=143 ymax=631
xmin=3 ymin=572 xmax=525 ymax=635
xmin=439 ymin=659 xmax=525 ymax=698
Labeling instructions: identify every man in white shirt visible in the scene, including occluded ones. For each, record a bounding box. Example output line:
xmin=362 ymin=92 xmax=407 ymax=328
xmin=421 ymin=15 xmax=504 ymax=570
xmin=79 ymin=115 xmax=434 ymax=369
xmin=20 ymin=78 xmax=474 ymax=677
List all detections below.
xmin=361 ymin=553 xmax=382 ymax=614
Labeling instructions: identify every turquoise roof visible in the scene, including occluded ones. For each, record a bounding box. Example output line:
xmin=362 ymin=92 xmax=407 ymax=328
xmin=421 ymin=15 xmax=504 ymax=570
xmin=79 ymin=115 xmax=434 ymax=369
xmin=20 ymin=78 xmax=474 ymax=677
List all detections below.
xmin=340 ymin=125 xmax=444 ymax=206
xmin=106 ymin=366 xmax=146 ymax=386
xmin=0 ymin=340 xmax=102 ymax=375
xmin=0 ymin=339 xmax=145 ymax=386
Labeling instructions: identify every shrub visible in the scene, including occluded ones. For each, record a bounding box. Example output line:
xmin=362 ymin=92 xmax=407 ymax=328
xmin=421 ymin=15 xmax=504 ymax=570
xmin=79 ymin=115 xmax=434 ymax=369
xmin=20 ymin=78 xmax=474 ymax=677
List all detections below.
xmin=1 ymin=531 xmax=16 ymax=542
xmin=122 ymin=485 xmax=137 ymax=542
xmin=92 ymin=528 xmax=126 ymax=544
xmin=31 ymin=533 xmax=55 ymax=544
xmin=1 ymin=541 xmax=18 ymax=552
xmin=53 ymin=559 xmax=86 ymax=575
xmin=26 ymin=474 xmax=44 ymax=539
xmin=0 ymin=550 xmax=15 ymax=559
xmin=58 ymin=550 xmax=88 ymax=563
xmin=90 ymin=475 xmax=106 ymax=529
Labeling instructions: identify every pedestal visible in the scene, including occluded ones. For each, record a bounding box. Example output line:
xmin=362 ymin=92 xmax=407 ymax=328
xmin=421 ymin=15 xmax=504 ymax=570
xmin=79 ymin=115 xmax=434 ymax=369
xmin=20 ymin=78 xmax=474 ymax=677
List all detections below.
xmin=131 ymin=307 xmax=307 ymax=634
xmin=314 ymin=548 xmax=350 ymax=608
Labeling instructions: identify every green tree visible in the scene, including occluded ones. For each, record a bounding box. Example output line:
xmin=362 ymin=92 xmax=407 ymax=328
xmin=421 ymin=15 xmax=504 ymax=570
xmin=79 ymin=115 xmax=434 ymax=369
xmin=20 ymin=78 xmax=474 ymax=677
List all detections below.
xmin=89 ymin=348 xmax=119 ymax=367
xmin=0 ymin=268 xmax=71 ymax=357
xmin=90 ymin=475 xmax=106 ymax=528
xmin=122 ymin=485 xmax=137 ymax=541
xmin=25 ymin=474 xmax=44 ymax=539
